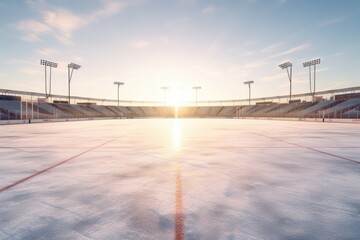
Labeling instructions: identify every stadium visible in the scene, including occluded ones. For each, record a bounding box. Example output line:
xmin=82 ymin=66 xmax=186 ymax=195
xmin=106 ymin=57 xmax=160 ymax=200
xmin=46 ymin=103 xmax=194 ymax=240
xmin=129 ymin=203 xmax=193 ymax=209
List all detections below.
xmin=1 ymin=1 xmax=360 ymax=240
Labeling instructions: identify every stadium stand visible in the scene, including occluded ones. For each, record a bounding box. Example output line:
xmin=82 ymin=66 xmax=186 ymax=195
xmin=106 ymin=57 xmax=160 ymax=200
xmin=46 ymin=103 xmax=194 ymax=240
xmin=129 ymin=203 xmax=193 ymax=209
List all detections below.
xmin=1 ymin=87 xmax=360 ymax=120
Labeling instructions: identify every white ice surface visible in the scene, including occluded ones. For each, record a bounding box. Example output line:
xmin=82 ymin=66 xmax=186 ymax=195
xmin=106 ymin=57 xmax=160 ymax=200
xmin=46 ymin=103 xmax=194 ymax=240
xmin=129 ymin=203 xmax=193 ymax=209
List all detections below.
xmin=0 ymin=119 xmax=359 ymax=240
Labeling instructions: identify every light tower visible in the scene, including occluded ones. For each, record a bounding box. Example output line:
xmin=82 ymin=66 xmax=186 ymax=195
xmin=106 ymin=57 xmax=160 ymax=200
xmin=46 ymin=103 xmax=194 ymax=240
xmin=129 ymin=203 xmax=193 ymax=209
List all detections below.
xmin=243 ymin=81 xmax=254 ymax=105
xmin=192 ymin=86 xmax=202 ymax=106
xmin=303 ymin=58 xmax=321 ymax=99
xmin=113 ymin=82 xmax=125 ymax=106
xmin=67 ymin=63 xmax=81 ymax=103
xmin=161 ymin=86 xmax=169 ymax=105
xmin=279 ymin=62 xmax=293 ymax=101
xmin=40 ymin=59 xmax=58 ymax=98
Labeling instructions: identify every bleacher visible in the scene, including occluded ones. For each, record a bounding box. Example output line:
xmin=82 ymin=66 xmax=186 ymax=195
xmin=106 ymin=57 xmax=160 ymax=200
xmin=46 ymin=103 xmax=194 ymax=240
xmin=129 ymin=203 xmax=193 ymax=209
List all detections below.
xmin=1 ymin=97 xmax=360 ymax=120
xmin=323 ymin=98 xmax=360 ymax=118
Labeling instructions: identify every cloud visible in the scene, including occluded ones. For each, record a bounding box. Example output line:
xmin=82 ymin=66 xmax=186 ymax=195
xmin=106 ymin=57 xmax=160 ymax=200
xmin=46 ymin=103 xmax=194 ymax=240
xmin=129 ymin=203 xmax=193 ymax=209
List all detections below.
xmin=131 ymin=40 xmax=149 ymax=48
xmin=202 ymin=5 xmax=216 ymax=15
xmin=270 ymin=43 xmax=310 ymax=58
xmin=37 ymin=48 xmax=59 ymax=56
xmin=317 ymin=68 xmax=329 ymax=73
xmin=239 ymin=51 xmax=254 ymax=57
xmin=261 ymin=43 xmax=281 ymax=53
xmin=16 ymin=20 xmax=50 ymax=41
xmin=8 ymin=59 xmax=37 ymax=66
xmin=318 ymin=17 xmax=345 ymax=27
xmin=194 ymin=65 xmax=222 ymax=78
xmin=21 ymin=67 xmax=42 ymax=75
xmin=42 ymin=9 xmax=86 ymax=45
xmin=17 ymin=0 xmax=128 ymax=45
xmin=333 ymin=52 xmax=344 ymax=57
xmin=261 ymin=73 xmax=285 ymax=82
xmin=243 ymin=61 xmax=268 ymax=68
xmin=89 ymin=0 xmax=125 ymax=21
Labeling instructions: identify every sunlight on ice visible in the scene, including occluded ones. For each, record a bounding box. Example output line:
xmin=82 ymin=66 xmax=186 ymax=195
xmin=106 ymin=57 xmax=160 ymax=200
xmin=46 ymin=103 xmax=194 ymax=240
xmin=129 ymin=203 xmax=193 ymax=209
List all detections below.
xmin=172 ymin=119 xmax=182 ymax=152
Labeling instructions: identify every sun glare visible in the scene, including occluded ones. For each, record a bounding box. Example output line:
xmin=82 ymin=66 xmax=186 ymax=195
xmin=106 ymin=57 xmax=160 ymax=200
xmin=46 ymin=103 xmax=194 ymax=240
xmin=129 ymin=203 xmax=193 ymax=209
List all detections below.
xmin=169 ymin=89 xmax=183 ymax=107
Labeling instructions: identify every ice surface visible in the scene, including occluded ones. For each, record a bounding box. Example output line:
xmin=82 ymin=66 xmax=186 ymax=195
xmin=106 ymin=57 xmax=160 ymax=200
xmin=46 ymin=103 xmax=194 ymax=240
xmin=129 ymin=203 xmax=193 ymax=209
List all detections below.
xmin=0 ymin=119 xmax=359 ymax=240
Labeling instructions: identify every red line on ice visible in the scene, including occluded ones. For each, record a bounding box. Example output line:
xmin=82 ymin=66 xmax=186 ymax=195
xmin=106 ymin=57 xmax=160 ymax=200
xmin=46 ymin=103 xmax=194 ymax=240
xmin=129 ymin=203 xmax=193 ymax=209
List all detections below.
xmin=0 ymin=139 xmax=113 ymax=193
xmin=246 ymin=130 xmax=360 ymax=165
xmin=175 ymin=165 xmax=184 ymax=240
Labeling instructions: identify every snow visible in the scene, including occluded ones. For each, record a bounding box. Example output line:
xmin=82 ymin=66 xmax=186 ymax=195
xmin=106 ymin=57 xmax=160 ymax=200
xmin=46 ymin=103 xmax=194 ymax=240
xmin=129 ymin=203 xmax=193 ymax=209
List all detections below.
xmin=0 ymin=119 xmax=359 ymax=239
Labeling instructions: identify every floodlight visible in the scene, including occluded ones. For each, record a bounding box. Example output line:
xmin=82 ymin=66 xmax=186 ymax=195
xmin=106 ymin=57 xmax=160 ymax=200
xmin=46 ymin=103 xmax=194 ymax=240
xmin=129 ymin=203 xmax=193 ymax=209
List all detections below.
xmin=278 ymin=62 xmax=292 ymax=69
xmin=192 ymin=86 xmax=202 ymax=106
xmin=302 ymin=58 xmax=320 ymax=67
xmin=68 ymin=63 xmax=81 ymax=70
xmin=303 ymin=58 xmax=321 ymax=99
xmin=40 ymin=59 xmax=58 ymax=98
xmin=114 ymin=81 xmax=124 ymax=86
xmin=67 ymin=62 xmax=82 ymax=103
xmin=279 ymin=61 xmax=293 ymax=101
xmin=243 ymin=81 xmax=254 ymax=85
xmin=243 ymin=81 xmax=254 ymax=105
xmin=113 ymin=82 xmax=125 ymax=106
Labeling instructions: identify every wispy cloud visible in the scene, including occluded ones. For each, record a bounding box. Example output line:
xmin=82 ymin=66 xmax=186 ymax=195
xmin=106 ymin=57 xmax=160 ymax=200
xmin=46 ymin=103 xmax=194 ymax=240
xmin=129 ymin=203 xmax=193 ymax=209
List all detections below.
xmin=318 ymin=16 xmax=345 ymax=27
xmin=333 ymin=52 xmax=344 ymax=57
xmin=21 ymin=67 xmax=42 ymax=75
xmin=17 ymin=20 xmax=50 ymax=41
xmin=131 ymin=40 xmax=149 ymax=48
xmin=317 ymin=68 xmax=329 ymax=73
xmin=261 ymin=42 xmax=281 ymax=53
xmin=16 ymin=0 xmax=130 ymax=45
xmin=261 ymin=73 xmax=284 ymax=82
xmin=37 ymin=48 xmax=59 ymax=56
xmin=243 ymin=61 xmax=268 ymax=68
xmin=270 ymin=43 xmax=310 ymax=58
xmin=239 ymin=51 xmax=255 ymax=57
xmin=202 ymin=5 xmax=216 ymax=15
xmin=8 ymin=59 xmax=37 ymax=66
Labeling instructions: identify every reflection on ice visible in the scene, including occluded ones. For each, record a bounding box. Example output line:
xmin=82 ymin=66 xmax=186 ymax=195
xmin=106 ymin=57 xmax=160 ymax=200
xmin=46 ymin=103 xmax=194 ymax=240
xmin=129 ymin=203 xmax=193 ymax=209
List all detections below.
xmin=172 ymin=119 xmax=181 ymax=152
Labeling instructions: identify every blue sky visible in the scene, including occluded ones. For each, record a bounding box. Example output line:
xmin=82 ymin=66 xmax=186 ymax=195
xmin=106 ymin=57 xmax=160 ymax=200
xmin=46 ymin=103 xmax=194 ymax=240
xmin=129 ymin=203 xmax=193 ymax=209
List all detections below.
xmin=0 ymin=0 xmax=359 ymax=102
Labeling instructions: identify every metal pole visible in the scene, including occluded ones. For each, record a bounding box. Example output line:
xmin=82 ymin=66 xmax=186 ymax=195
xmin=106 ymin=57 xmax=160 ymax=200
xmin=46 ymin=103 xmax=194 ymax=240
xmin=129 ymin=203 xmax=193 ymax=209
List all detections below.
xmin=68 ymin=66 xmax=70 ymax=103
xmin=290 ymin=65 xmax=292 ymax=101
xmin=49 ymin=66 xmax=52 ymax=97
xmin=31 ymin=95 xmax=33 ymax=119
xmin=25 ymin=101 xmax=28 ymax=119
xmin=286 ymin=66 xmax=292 ymax=101
xmin=313 ymin=64 xmax=316 ymax=99
xmin=309 ymin=66 xmax=312 ymax=94
xmin=20 ymin=101 xmax=22 ymax=120
xmin=248 ymin=84 xmax=251 ymax=105
xmin=44 ymin=65 xmax=47 ymax=97
xmin=117 ymin=84 xmax=120 ymax=106
xmin=195 ymin=89 xmax=198 ymax=106
xmin=163 ymin=89 xmax=167 ymax=105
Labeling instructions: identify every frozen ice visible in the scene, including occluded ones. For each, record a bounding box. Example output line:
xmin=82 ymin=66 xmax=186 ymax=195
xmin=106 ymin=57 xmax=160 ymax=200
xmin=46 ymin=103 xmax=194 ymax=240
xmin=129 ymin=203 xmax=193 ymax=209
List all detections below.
xmin=0 ymin=119 xmax=359 ymax=239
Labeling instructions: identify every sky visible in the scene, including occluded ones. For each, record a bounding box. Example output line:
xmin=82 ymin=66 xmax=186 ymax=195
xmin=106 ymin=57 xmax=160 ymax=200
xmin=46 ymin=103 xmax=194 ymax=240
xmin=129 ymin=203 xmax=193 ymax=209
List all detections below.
xmin=0 ymin=0 xmax=359 ymax=103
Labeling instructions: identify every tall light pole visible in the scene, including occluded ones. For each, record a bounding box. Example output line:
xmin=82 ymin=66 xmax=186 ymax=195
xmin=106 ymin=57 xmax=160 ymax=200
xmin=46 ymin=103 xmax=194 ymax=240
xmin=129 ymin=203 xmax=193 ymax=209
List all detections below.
xmin=303 ymin=58 xmax=320 ymax=100
xmin=279 ymin=62 xmax=293 ymax=101
xmin=192 ymin=86 xmax=202 ymax=106
xmin=113 ymin=82 xmax=124 ymax=106
xmin=161 ymin=86 xmax=169 ymax=105
xmin=40 ymin=59 xmax=58 ymax=98
xmin=243 ymin=81 xmax=254 ymax=105
xmin=67 ymin=63 xmax=81 ymax=104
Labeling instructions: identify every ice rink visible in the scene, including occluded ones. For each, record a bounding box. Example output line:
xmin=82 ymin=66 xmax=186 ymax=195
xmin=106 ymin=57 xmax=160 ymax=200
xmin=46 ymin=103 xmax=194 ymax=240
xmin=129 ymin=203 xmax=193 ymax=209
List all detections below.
xmin=0 ymin=119 xmax=359 ymax=240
